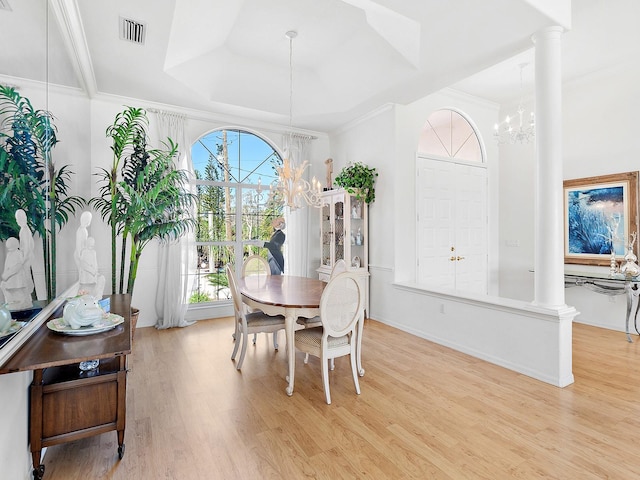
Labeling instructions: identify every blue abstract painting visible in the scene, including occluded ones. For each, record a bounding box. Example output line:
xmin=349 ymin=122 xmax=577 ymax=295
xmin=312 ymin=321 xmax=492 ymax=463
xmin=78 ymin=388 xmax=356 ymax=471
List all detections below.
xmin=566 ymin=185 xmax=625 ymax=255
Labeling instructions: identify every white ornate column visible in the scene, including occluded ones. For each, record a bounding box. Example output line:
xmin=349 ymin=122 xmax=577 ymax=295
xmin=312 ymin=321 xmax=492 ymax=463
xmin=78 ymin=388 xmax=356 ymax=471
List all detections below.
xmin=532 ymin=26 xmax=565 ymax=308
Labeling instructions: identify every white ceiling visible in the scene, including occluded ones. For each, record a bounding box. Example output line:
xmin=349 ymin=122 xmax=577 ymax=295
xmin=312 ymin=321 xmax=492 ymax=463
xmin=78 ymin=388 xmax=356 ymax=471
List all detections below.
xmin=0 ymin=0 xmax=637 ymax=132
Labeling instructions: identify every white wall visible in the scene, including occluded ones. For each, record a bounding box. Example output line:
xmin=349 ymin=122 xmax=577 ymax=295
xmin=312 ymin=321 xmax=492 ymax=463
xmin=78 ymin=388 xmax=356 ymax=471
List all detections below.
xmin=0 ymin=371 xmax=32 ymax=480
xmin=497 ymin=96 xmax=536 ymax=302
xmin=499 ymin=59 xmax=640 ymax=332
xmin=329 ymin=87 xmax=575 ymax=387
xmin=0 ymin=79 xmax=90 ymax=480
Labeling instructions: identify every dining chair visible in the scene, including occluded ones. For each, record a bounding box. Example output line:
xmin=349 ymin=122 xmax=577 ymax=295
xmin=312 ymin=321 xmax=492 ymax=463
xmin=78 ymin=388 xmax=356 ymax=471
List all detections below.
xmin=298 ymin=259 xmax=347 ymax=368
xmin=240 ymin=255 xmax=278 ymax=348
xmin=294 ymin=272 xmax=364 ymax=404
xmin=242 ymin=254 xmax=270 ymax=277
xmin=226 ymin=264 xmax=286 ymax=370
xmin=330 ymin=258 xmax=347 ymax=277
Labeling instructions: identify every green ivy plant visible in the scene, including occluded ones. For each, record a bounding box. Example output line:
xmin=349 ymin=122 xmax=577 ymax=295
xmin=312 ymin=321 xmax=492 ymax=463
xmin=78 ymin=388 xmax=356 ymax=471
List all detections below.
xmin=334 ymin=162 xmax=378 ymax=204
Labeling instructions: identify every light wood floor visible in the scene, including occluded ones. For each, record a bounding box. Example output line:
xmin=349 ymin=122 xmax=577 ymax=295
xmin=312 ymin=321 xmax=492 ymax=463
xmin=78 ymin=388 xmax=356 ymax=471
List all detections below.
xmin=41 ymin=318 xmax=640 ymax=479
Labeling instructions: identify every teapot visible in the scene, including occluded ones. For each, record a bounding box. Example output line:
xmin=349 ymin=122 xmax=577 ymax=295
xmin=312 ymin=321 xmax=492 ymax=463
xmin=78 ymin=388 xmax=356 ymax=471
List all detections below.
xmin=0 ymin=303 xmax=11 ymax=333
xmin=63 ymin=295 xmax=104 ymax=329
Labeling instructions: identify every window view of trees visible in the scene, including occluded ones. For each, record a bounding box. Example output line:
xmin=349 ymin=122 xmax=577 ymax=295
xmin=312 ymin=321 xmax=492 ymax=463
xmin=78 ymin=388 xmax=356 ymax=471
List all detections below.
xmin=190 ymin=129 xmax=283 ymax=303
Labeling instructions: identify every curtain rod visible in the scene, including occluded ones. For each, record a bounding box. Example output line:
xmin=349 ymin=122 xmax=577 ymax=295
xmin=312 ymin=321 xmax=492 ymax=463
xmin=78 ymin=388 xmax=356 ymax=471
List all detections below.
xmin=284 ymin=131 xmax=317 ymax=140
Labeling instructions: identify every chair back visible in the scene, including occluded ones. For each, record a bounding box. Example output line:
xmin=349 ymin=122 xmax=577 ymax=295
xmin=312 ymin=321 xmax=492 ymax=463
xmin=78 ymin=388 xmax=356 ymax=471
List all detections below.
xmin=320 ymin=272 xmax=363 ymax=338
xmin=330 ymin=259 xmax=347 ymax=278
xmin=225 ymin=264 xmax=244 ymax=318
xmin=242 ymin=255 xmax=270 ymax=278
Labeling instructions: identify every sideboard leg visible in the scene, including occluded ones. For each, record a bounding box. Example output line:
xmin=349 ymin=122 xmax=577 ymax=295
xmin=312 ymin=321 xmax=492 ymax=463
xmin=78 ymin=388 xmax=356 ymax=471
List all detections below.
xmin=117 ymin=429 xmax=125 ymax=459
xmin=32 ymin=461 xmax=44 ymax=480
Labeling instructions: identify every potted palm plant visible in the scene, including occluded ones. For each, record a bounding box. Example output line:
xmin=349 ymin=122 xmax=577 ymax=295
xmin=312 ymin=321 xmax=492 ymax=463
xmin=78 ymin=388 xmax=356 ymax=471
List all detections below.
xmin=0 ymin=85 xmax=84 ymax=300
xmin=91 ymin=106 xmax=195 ymax=328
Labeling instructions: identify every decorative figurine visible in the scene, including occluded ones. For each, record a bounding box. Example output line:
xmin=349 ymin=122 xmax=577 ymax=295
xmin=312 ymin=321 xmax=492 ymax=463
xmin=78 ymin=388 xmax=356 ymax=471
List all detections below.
xmin=75 ymin=212 xmax=105 ymax=298
xmin=1 ymin=237 xmax=32 ymax=310
xmin=15 ymin=209 xmax=34 ymax=300
xmin=324 ymin=158 xmax=333 ymax=190
xmin=78 ymin=237 xmax=105 ymax=299
xmin=74 ymin=211 xmax=92 ymax=271
xmin=63 ymin=294 xmax=105 ymax=330
xmin=607 ymin=213 xmax=621 ymax=276
xmin=620 ymin=233 xmax=640 ymax=278
xmin=0 ymin=303 xmax=12 ymax=333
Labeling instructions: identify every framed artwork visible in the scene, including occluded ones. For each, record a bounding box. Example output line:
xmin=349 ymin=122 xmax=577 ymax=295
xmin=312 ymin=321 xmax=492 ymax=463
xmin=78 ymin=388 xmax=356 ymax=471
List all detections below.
xmin=564 ymin=171 xmax=639 ymax=265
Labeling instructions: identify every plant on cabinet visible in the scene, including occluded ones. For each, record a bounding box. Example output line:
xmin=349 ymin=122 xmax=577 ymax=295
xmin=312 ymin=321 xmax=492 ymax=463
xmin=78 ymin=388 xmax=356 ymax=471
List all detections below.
xmin=334 ymin=161 xmax=378 ymax=204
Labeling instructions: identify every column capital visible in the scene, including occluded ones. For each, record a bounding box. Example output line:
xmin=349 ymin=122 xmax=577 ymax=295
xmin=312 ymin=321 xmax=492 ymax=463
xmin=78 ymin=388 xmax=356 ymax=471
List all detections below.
xmin=532 ymin=26 xmax=565 ymax=44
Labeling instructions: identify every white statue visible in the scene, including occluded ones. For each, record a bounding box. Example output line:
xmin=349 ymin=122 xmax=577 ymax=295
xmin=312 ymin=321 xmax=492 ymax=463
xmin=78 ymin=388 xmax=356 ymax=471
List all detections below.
xmin=621 ymin=233 xmax=640 ymax=278
xmin=325 ymin=158 xmax=333 ymax=190
xmin=15 ymin=209 xmax=34 ymax=298
xmin=74 ymin=212 xmax=104 ymax=298
xmin=1 ymin=237 xmax=32 ymax=310
xmin=78 ymin=236 xmax=105 ymax=299
xmin=75 ymin=211 xmax=92 ymax=277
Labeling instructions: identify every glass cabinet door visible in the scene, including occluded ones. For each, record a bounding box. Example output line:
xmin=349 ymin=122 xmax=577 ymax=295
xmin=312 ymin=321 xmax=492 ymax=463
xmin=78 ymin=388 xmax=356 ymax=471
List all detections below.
xmin=321 ymin=198 xmax=332 ymax=267
xmin=334 ymin=197 xmax=345 ymax=263
xmin=348 ymin=195 xmax=366 ymax=268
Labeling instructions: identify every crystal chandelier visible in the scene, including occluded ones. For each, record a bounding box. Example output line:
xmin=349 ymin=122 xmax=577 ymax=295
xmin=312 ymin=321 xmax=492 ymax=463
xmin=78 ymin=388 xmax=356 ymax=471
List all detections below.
xmin=494 ymin=63 xmax=535 ymax=145
xmin=269 ymin=30 xmax=322 ymax=211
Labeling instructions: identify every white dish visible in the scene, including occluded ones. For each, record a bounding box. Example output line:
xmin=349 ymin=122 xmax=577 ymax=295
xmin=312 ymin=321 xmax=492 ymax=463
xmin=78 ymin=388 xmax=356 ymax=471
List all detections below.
xmin=0 ymin=321 xmax=27 ymax=339
xmin=47 ymin=313 xmax=124 ymax=336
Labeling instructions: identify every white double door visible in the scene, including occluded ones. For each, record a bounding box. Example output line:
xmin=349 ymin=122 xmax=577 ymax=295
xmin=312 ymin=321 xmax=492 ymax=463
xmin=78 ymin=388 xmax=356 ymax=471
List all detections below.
xmin=416 ymin=156 xmax=488 ymax=294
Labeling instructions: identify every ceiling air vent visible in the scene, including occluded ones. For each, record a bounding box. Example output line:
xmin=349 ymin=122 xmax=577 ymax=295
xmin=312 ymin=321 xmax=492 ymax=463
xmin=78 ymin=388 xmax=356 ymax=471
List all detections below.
xmin=120 ymin=16 xmax=146 ymax=45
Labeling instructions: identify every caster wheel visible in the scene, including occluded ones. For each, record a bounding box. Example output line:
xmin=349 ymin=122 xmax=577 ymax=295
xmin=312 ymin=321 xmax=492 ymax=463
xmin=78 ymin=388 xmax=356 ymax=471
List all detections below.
xmin=118 ymin=443 xmax=126 ymax=459
xmin=33 ymin=465 xmax=45 ymax=480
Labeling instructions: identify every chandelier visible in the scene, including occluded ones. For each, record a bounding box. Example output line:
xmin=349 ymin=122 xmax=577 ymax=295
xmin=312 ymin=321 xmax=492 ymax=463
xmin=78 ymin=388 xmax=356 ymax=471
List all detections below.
xmin=494 ymin=63 xmax=535 ymax=145
xmin=269 ymin=30 xmax=322 ymax=211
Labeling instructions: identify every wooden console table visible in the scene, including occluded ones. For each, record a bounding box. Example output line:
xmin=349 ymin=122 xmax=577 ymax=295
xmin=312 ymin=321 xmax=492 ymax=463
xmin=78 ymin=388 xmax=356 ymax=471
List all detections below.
xmin=0 ymin=294 xmax=131 ymax=480
xmin=565 ymin=271 xmax=640 ymax=342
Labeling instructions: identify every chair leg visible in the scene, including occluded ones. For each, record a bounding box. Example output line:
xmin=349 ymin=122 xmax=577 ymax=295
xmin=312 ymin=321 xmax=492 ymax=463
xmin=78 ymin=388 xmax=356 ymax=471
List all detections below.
xmin=237 ymin=332 xmax=249 ymax=370
xmin=231 ymin=324 xmax=240 ymax=360
xmin=330 ymin=358 xmax=335 ymax=371
xmin=273 ymin=331 xmax=279 ymax=350
xmin=350 ymin=347 xmax=361 ymax=395
xmin=322 ymin=355 xmax=331 ymax=405
xmin=252 ymin=333 xmax=257 ymax=345
xmin=304 ymin=353 xmax=309 ymax=364
xmin=356 ymin=314 xmax=365 ymax=376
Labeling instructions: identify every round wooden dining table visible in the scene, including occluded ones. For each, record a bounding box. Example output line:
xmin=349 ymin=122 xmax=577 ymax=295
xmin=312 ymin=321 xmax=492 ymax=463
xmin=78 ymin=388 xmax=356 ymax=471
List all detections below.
xmin=237 ymin=274 xmax=325 ymax=396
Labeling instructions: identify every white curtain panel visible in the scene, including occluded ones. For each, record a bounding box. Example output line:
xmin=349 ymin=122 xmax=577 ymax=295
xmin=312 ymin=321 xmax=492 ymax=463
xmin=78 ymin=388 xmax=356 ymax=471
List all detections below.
xmin=281 ymin=133 xmax=312 ymax=277
xmin=154 ymin=110 xmax=196 ymax=329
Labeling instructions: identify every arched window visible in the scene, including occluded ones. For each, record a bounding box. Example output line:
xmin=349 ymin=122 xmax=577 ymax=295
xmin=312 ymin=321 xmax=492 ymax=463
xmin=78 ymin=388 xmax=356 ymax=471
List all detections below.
xmin=418 ymin=109 xmax=483 ymax=162
xmin=190 ymin=129 xmax=283 ymax=304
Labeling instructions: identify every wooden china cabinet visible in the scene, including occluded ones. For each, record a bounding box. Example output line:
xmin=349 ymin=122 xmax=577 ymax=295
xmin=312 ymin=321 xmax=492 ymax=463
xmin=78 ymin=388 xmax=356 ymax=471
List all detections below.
xmin=0 ymin=295 xmax=131 ymax=480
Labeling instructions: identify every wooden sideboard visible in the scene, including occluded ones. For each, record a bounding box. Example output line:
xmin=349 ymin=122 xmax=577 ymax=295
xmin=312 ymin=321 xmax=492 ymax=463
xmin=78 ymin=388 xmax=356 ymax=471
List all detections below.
xmin=0 ymin=294 xmax=132 ymax=480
